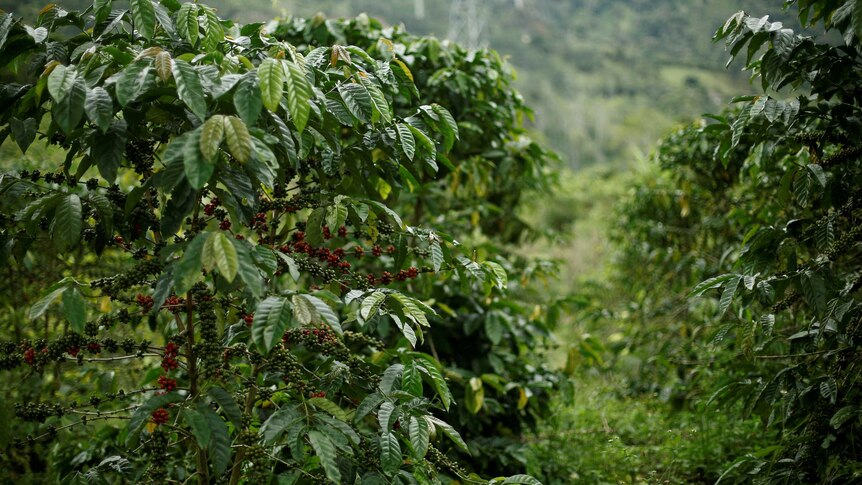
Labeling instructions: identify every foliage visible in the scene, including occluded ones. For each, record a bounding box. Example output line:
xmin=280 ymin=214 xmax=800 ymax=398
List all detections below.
xmin=0 ymin=0 xmax=790 ymax=167
xmin=268 ymin=14 xmax=565 ymax=478
xmin=270 ymin=0 xmax=790 ymax=167
xmin=692 ymin=2 xmax=862 ymax=481
xmin=0 ymin=2 xmax=548 ymax=483
xmin=545 ymin=1 xmax=862 ymax=483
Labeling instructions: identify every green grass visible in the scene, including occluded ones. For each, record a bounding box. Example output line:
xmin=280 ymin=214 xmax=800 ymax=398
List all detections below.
xmin=526 ymin=372 xmax=770 ymax=484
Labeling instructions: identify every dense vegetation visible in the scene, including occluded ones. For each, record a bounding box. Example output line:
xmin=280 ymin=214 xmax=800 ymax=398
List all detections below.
xmin=0 ymin=0 xmax=791 ymax=167
xmin=1 ymin=0 xmax=861 ymax=484
xmin=0 ymin=1 xmax=555 ymax=483
xmin=529 ymin=0 xmax=862 ymax=483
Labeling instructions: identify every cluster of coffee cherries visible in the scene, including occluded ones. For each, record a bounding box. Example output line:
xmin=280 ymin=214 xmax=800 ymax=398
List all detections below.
xmin=14 ymin=401 xmax=65 ymax=423
xmin=161 ymin=341 xmax=181 ymax=372
xmin=136 ymin=293 xmax=154 ymax=312
xmin=282 ymin=325 xmax=348 ymax=361
xmin=157 ymin=375 xmax=177 ymax=392
xmin=141 ymin=427 xmax=170 ymax=483
xmin=275 ymin=224 xmax=426 ymax=290
xmin=190 ymin=284 xmax=222 ymax=377
xmin=6 ymin=335 xmax=149 ymax=372
xmin=162 ymin=294 xmax=185 ymax=314
xmin=18 ymin=169 xmax=68 ymax=185
xmin=239 ymin=313 xmax=254 ymax=327
xmin=150 ymin=407 xmax=170 ymax=425
xmin=280 ymin=325 xmax=380 ymax=388
xmin=125 ymin=139 xmax=156 ymax=174
xmin=90 ymin=258 xmax=163 ymax=298
xmin=264 ymin=346 xmax=305 ymax=392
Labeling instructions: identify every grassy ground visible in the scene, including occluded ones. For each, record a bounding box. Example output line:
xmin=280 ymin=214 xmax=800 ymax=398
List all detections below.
xmin=518 ymin=162 xmax=776 ymax=483
xmin=526 ymin=372 xmax=767 ymax=484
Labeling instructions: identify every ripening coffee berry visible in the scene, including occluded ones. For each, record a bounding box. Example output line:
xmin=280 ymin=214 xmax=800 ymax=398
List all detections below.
xmin=157 ymin=375 xmax=177 ymax=392
xmin=23 ymin=348 xmax=36 ymax=366
xmin=151 ymin=408 xmax=169 ymax=425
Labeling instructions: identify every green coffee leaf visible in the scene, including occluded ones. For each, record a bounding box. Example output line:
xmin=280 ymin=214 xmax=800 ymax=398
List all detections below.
xmin=199 ymin=114 xmax=225 ymax=162
xmin=171 ymin=58 xmax=207 ymax=121
xmin=414 ymin=355 xmax=451 ymax=410
xmin=207 ymin=386 xmax=242 ymax=429
xmin=53 ymin=77 xmax=86 ymax=135
xmin=29 ymin=286 xmax=66 ymax=321
xmin=130 ymin=0 xmax=156 ymax=39
xmin=202 ymin=231 xmax=239 ymax=283
xmin=47 ymin=64 xmax=76 ymax=101
xmin=360 ymin=76 xmax=391 ymax=125
xmin=182 ymin=409 xmax=212 ymax=450
xmin=396 ymin=123 xmax=415 ymax=161
xmin=200 ymin=404 xmax=232 ymax=475
xmin=252 ymin=296 xmax=293 ymax=353
xmin=408 ymin=416 xmax=430 ymax=458
xmin=283 ymin=60 xmax=312 ymax=133
xmin=338 ymin=82 xmax=371 ymax=123
xmin=233 ymin=72 xmax=262 ymax=126
xmin=52 ymin=194 xmax=82 ymax=248
xmin=183 ymin=128 xmax=213 ymax=189
xmin=84 ymin=87 xmax=113 ymax=133
xmin=200 ymin=6 xmax=223 ymax=52
xmin=173 ymin=234 xmax=206 ymax=294
xmin=116 ymin=60 xmax=154 ymax=107
xmin=427 ymin=416 xmax=469 ymax=453
xmin=258 ymin=58 xmax=284 ymax=112
xmin=293 ymin=294 xmax=341 ymax=335
xmin=260 ymin=407 xmax=302 ymax=444
xmin=379 ymin=431 xmax=401 ymax=473
xmin=308 ymin=430 xmax=341 ymax=483
xmin=360 ymin=291 xmax=386 ymax=320
xmin=62 ymin=287 xmax=86 ymax=334
xmin=222 ymin=115 xmax=252 ymax=164
xmin=175 ymin=3 xmax=199 ymax=45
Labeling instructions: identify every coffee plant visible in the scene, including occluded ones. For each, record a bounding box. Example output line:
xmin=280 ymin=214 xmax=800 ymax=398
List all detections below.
xmin=605 ymin=0 xmax=862 ymax=482
xmin=0 ymin=2 xmax=545 ymax=483
xmin=269 ymin=15 xmax=565 ymax=477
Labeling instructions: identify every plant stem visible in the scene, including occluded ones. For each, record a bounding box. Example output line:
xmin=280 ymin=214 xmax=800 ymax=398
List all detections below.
xmin=184 ymin=290 xmax=210 ymax=484
xmin=228 ymin=365 xmax=259 ymax=485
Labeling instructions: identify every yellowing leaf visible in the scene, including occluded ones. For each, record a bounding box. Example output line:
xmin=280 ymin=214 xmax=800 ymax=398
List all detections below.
xmin=154 ymin=51 xmax=173 ymax=82
xmin=517 ymin=387 xmax=529 ymax=410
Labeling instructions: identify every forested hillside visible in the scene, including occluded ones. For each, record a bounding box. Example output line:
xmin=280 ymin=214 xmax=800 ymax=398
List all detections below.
xmin=0 ymin=0 xmax=794 ymax=165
